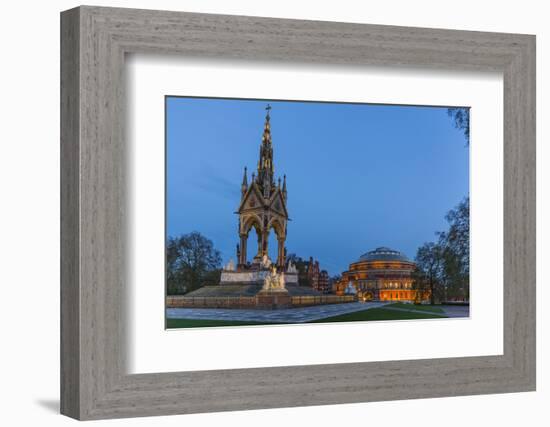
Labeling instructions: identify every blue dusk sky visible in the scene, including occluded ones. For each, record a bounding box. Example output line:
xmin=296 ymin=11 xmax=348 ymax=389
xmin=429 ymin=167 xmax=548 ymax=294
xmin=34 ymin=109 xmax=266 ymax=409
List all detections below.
xmin=166 ymin=97 xmax=469 ymax=276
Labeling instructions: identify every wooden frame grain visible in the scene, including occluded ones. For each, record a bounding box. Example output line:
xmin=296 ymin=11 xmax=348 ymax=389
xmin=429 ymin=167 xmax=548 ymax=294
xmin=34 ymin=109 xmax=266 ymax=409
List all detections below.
xmin=60 ymin=5 xmax=536 ymax=420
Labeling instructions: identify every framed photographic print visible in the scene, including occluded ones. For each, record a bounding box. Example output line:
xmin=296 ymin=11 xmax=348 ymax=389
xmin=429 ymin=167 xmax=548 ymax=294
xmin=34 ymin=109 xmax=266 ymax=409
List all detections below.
xmin=61 ymin=5 xmax=536 ymax=420
xmin=164 ymin=97 xmax=470 ymax=329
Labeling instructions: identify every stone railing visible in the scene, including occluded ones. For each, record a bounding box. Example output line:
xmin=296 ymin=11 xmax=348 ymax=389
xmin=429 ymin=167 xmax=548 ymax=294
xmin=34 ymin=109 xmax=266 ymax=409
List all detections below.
xmin=167 ymin=294 xmax=356 ymax=309
xmin=290 ymin=295 xmax=356 ymax=306
xmin=167 ymin=295 xmax=256 ymax=309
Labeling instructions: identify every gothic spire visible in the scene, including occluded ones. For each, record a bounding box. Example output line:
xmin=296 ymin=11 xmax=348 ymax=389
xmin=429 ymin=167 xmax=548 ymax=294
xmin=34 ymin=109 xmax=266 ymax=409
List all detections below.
xmin=241 ymin=166 xmax=248 ymax=197
xmin=256 ymin=104 xmax=275 ymax=196
xmin=282 ymin=174 xmax=287 ymax=201
xmin=261 ymin=104 xmax=272 ymax=148
xmin=263 ymin=104 xmax=272 ymax=143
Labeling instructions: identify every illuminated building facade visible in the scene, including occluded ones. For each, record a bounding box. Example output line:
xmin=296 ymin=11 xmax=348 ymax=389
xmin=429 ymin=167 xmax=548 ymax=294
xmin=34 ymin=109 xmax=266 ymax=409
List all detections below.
xmin=336 ymin=247 xmax=430 ymax=302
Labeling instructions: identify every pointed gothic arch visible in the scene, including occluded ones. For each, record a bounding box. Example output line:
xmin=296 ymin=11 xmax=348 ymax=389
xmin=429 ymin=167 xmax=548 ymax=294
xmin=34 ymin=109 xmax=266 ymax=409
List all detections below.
xmin=268 ymin=218 xmax=285 ymax=239
xmin=241 ymin=213 xmax=262 ymax=236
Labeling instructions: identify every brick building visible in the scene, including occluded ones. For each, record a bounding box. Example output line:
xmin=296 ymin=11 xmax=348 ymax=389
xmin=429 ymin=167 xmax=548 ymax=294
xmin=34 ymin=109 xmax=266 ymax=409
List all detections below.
xmin=307 ymin=257 xmax=331 ymax=294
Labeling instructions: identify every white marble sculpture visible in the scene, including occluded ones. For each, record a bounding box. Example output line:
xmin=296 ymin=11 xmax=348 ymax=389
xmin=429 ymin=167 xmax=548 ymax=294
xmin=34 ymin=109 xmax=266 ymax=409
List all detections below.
xmin=287 ymin=260 xmax=297 ymax=274
xmin=262 ymin=265 xmax=286 ymax=291
xmin=223 ymin=258 xmax=235 ymax=271
xmin=344 ymin=281 xmax=357 ymax=295
xmin=260 ymin=254 xmax=272 ymax=270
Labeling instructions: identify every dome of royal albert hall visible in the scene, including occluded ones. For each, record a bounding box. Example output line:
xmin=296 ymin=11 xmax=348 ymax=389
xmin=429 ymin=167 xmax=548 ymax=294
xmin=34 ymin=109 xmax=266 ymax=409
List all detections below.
xmin=358 ymin=247 xmax=411 ymax=263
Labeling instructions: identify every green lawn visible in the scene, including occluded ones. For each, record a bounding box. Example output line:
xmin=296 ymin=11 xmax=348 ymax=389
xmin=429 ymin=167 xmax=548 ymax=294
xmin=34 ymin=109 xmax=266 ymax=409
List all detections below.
xmin=385 ymin=302 xmax=445 ymax=314
xmin=166 ymin=318 xmax=281 ymax=329
xmin=308 ymin=307 xmax=446 ymax=323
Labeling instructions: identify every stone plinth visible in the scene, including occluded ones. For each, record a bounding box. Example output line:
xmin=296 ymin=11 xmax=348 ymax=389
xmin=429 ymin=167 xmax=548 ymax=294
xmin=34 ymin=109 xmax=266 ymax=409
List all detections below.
xmin=175 ymin=267 xmax=333 ymax=310
xmin=220 ymin=270 xmax=298 ymax=285
xmin=255 ymin=290 xmax=292 ymax=309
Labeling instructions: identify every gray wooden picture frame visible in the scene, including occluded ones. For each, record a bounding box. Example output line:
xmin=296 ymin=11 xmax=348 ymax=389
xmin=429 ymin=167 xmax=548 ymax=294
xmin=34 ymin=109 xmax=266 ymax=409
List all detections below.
xmin=60 ymin=5 xmax=536 ymax=421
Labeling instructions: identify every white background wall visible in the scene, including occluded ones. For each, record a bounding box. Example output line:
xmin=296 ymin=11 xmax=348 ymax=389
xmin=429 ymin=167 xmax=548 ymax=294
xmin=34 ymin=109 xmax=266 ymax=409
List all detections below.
xmin=0 ymin=0 xmax=547 ymax=426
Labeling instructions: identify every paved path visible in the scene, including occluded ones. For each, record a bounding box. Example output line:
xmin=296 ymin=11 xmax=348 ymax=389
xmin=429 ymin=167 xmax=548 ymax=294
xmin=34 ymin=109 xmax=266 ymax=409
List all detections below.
xmin=166 ymin=302 xmax=470 ymax=323
xmin=439 ymin=304 xmax=470 ymax=318
xmin=167 ymin=301 xmax=389 ymax=323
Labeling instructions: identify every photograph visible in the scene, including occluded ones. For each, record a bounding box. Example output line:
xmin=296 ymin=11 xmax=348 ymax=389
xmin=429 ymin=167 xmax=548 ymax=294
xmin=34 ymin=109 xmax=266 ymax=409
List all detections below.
xmin=165 ymin=97 xmax=470 ymax=329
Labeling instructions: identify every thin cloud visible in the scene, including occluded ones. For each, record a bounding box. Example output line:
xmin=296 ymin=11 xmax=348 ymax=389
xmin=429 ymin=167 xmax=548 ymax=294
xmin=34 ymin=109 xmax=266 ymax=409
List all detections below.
xmin=192 ymin=163 xmax=241 ymax=201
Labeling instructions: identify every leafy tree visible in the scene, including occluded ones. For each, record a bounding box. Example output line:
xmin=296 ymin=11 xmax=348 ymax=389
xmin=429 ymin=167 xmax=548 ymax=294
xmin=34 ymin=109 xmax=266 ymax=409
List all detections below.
xmin=167 ymin=231 xmax=222 ymax=295
xmin=414 ymin=197 xmax=470 ymax=303
xmin=443 ymin=197 xmax=469 ymax=268
xmin=414 ymin=242 xmax=444 ymax=304
xmin=411 ymin=267 xmax=428 ymax=304
xmin=447 ymin=107 xmax=470 ymax=146
xmin=438 ymin=197 xmax=470 ymax=301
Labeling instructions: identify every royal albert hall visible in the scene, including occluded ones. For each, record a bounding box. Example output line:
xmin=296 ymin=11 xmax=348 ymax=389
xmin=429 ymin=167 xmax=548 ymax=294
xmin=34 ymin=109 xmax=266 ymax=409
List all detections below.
xmin=336 ymin=247 xmax=430 ymax=302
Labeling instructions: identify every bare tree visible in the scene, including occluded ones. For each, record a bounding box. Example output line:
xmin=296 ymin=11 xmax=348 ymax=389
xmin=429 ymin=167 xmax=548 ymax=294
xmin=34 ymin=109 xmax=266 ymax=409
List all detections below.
xmin=167 ymin=231 xmax=222 ymax=295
